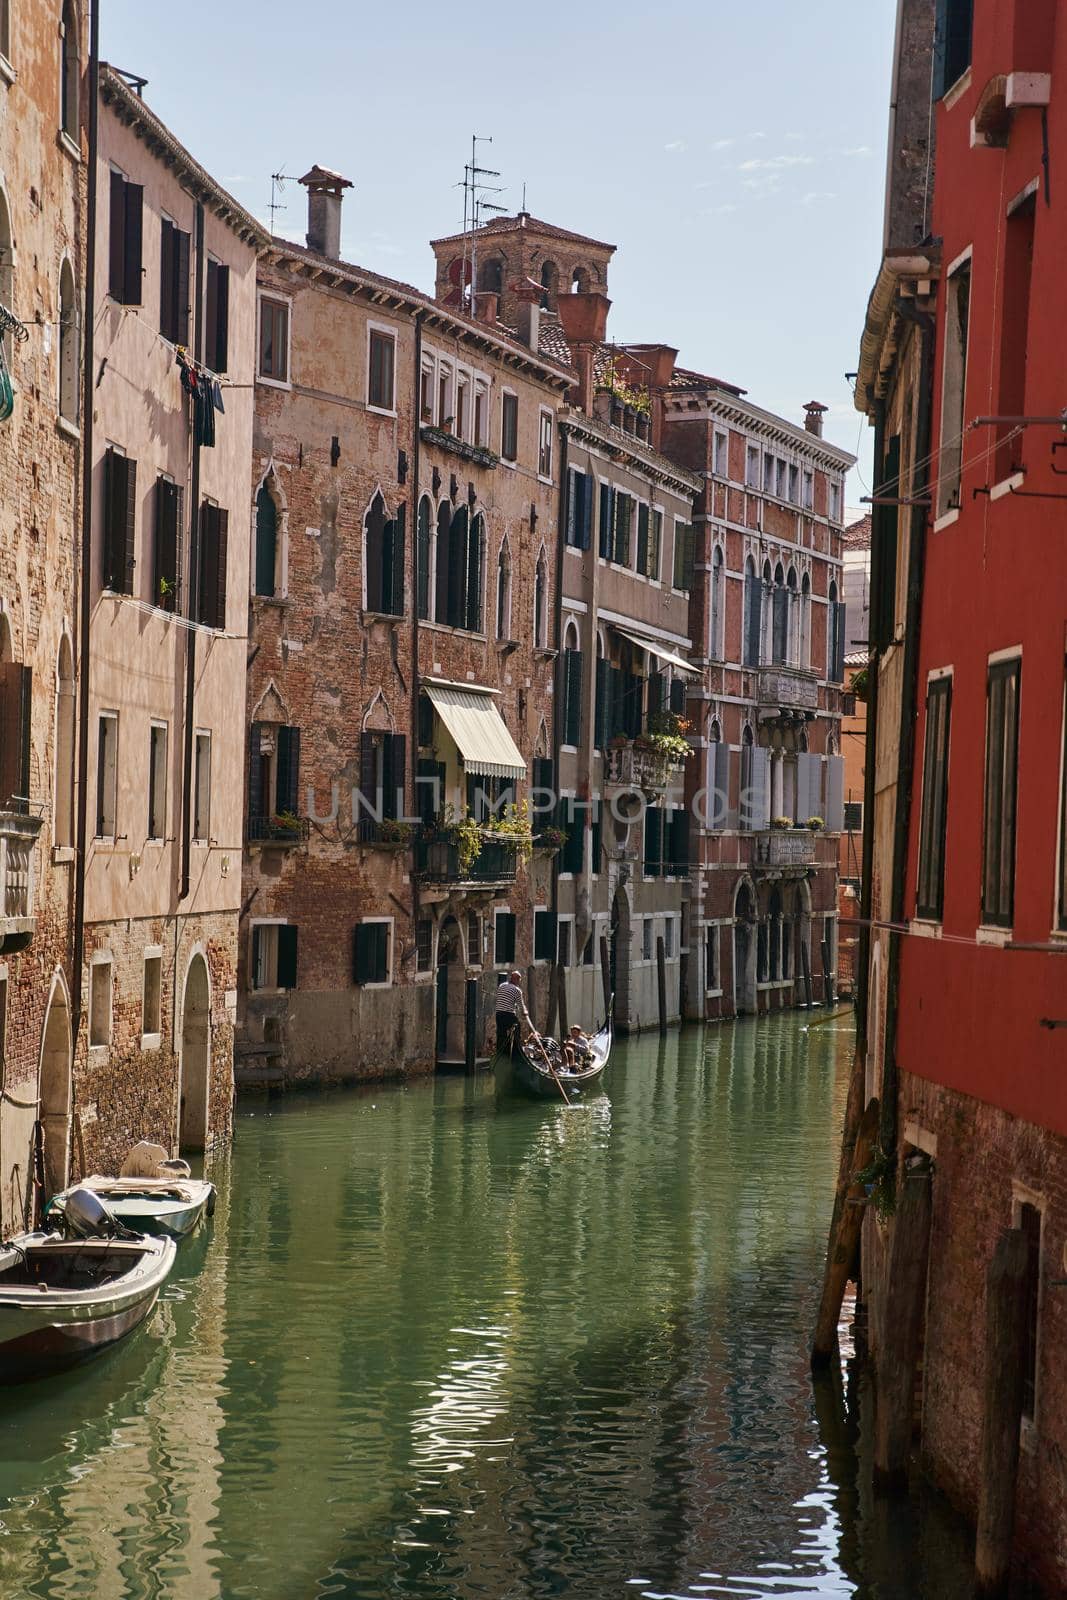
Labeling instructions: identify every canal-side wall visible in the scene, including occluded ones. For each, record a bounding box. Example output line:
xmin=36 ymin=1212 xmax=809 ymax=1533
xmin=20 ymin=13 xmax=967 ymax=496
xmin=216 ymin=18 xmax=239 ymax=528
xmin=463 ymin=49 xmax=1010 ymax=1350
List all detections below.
xmin=900 ymin=1071 xmax=1067 ymax=1598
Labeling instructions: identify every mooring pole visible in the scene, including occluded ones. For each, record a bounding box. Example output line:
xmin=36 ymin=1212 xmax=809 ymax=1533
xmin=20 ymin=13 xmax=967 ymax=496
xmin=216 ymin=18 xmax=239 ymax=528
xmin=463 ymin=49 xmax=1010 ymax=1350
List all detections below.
xmin=873 ymin=1158 xmax=933 ymax=1490
xmin=656 ymin=935 xmax=668 ymax=1037
xmin=599 ymin=935 xmax=611 ymax=1024
xmin=556 ymin=962 xmax=569 ymax=1038
xmin=975 ymin=1229 xmax=1031 ymax=1596
xmin=812 ymin=1096 xmax=880 ymax=1366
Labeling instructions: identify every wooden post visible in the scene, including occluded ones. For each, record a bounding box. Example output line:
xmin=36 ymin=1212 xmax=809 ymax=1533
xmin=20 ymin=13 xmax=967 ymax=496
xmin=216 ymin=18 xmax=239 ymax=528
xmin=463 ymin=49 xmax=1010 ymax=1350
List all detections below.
xmin=599 ymin=934 xmax=611 ymax=1023
xmin=546 ymin=960 xmax=559 ymax=1039
xmin=873 ymin=1159 xmax=933 ymax=1490
xmin=556 ymin=961 xmax=569 ymax=1038
xmin=975 ymin=1229 xmax=1031 ymax=1597
xmin=656 ymin=935 xmax=668 ymax=1037
xmin=812 ymin=1095 xmax=880 ymax=1366
xmin=800 ymin=935 xmax=814 ymax=1009
xmin=821 ymin=934 xmax=835 ymax=1007
xmin=526 ymin=962 xmax=538 ymax=1033
xmin=463 ymin=978 xmax=477 ymax=1073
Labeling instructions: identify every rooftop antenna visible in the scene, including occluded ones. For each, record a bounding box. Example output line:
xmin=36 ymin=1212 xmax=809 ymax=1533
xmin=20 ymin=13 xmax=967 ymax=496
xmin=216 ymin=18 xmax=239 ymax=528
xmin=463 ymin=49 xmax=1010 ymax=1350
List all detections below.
xmin=269 ymin=169 xmax=289 ymax=236
xmin=460 ymin=135 xmax=504 ymax=311
xmin=521 ymin=181 xmax=528 ymax=213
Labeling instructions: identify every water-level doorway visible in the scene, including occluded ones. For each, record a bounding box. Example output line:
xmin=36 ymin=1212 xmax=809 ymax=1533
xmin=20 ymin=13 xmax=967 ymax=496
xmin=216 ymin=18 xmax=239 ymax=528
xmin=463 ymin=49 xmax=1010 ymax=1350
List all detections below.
xmin=39 ymin=975 xmax=72 ymax=1200
xmin=179 ymin=953 xmax=211 ymax=1153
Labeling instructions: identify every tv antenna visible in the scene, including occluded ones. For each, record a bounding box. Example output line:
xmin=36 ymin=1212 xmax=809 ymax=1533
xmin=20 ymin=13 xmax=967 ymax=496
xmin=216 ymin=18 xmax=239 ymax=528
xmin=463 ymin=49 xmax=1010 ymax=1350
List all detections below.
xmin=460 ymin=135 xmax=505 ymax=310
xmin=269 ymin=169 xmax=289 ymax=235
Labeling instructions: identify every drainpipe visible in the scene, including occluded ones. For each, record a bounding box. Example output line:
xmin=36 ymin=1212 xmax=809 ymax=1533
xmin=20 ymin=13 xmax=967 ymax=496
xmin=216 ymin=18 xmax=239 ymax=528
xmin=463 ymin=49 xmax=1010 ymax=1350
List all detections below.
xmin=179 ymin=203 xmax=206 ymax=901
xmin=549 ymin=420 xmax=568 ymax=992
xmin=853 ymin=397 xmax=886 ymax=1063
xmin=410 ymin=311 xmax=425 ymax=932
xmin=71 ymin=0 xmax=101 ymax=1052
xmin=878 ymin=300 xmax=934 ymax=1156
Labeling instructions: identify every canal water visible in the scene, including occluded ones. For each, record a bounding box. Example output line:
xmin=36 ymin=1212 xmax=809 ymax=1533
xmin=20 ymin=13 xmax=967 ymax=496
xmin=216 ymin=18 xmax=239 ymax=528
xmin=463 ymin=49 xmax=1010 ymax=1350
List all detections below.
xmin=0 ymin=1015 xmax=974 ymax=1600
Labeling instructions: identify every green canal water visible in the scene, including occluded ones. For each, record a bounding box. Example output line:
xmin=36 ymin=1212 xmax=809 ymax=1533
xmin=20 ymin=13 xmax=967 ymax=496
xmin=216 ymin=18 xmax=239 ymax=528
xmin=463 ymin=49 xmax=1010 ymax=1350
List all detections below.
xmin=0 ymin=1015 xmax=974 ymax=1600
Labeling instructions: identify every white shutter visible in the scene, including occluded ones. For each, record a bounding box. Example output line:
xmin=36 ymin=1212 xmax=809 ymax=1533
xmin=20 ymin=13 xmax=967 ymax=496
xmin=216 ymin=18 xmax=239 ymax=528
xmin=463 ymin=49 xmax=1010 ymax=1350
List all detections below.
xmin=746 ymin=746 xmax=771 ymax=830
xmin=796 ymin=752 xmax=816 ymax=826
xmin=720 ymin=744 xmax=739 ymax=831
xmin=825 ymin=754 xmax=844 ymax=832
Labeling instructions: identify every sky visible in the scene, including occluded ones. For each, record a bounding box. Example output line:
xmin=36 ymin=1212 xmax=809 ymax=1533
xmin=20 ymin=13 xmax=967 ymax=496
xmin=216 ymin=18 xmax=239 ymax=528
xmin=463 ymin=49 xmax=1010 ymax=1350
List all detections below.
xmin=102 ymin=0 xmax=898 ymax=501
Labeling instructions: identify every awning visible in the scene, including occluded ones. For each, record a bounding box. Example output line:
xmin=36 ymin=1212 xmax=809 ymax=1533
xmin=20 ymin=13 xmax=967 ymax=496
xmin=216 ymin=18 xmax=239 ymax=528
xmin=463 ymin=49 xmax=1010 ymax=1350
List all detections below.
xmin=424 ymin=682 xmax=527 ymax=780
xmin=613 ymin=626 xmax=698 ymax=676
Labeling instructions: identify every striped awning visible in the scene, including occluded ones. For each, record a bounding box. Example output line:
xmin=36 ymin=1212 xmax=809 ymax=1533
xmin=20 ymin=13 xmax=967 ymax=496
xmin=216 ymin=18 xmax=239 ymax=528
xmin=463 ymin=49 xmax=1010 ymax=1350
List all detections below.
xmin=613 ymin=626 xmax=697 ymax=676
xmin=424 ymin=682 xmax=527 ymax=780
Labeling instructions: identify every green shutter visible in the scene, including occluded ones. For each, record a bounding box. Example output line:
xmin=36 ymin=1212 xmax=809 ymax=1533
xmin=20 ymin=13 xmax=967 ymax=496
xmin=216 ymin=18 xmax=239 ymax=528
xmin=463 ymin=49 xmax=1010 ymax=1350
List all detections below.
xmin=564 ymin=649 xmax=583 ymax=747
xmin=644 ymin=806 xmax=663 ymax=878
xmin=277 ymin=925 xmax=298 ymax=990
xmin=637 ymin=503 xmax=649 ymax=575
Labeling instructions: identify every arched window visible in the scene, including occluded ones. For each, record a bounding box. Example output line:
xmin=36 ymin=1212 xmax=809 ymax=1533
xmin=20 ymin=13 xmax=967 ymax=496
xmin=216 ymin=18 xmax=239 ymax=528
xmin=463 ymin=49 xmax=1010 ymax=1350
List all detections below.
xmin=771 ymin=562 xmax=788 ymax=665
xmin=539 ymin=259 xmax=559 ymax=311
xmin=743 ymin=555 xmax=760 ymax=668
xmin=436 ymin=506 xmax=483 ymax=631
xmin=416 ymin=495 xmax=433 ymax=620
xmin=58 ymin=259 xmax=78 ymax=424
xmin=364 ymin=490 xmax=404 ymax=617
xmin=800 ymin=572 xmax=812 ymax=668
xmin=433 ymin=500 xmax=451 ymax=621
xmin=496 ymin=538 xmax=512 ymax=640
xmin=54 ymin=636 xmax=75 ymax=848
xmin=786 ymin=566 xmax=798 ymax=665
xmin=740 ymin=723 xmax=755 ymax=832
xmin=572 ymin=266 xmax=592 ymax=294
xmin=61 ymin=1 xmax=79 ymax=142
xmin=254 ymin=482 xmax=279 ymax=597
xmin=534 ymin=551 xmax=548 ymax=648
xmin=828 ymin=578 xmax=841 ymax=680
xmin=478 ymin=257 xmax=504 ymax=297
xmin=468 ymin=513 xmax=485 ymax=633
xmin=710 ymin=544 xmax=724 ymax=659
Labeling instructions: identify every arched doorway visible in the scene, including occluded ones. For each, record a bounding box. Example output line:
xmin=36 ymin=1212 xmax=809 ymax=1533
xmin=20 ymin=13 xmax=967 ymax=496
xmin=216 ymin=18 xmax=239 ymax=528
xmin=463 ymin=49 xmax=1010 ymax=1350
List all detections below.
xmin=179 ymin=954 xmax=211 ymax=1153
xmin=610 ymin=885 xmax=631 ymax=1030
xmin=435 ymin=916 xmax=465 ymax=1063
xmin=39 ymin=977 xmax=72 ymax=1199
xmin=733 ymin=881 xmax=757 ymax=1015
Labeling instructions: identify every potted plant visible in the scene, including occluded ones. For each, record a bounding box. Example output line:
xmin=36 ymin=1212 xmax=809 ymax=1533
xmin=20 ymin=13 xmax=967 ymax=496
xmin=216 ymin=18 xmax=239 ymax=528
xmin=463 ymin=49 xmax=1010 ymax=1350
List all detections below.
xmin=806 ymin=816 xmax=825 ymax=832
xmin=851 ymin=666 xmax=869 ymax=703
xmin=534 ymin=824 xmax=568 ymax=853
xmin=482 ymin=800 xmax=535 ymax=863
xmin=608 ymin=733 xmax=630 ymax=751
xmin=376 ymin=817 xmax=414 ymax=847
xmin=270 ymin=809 xmax=302 ymax=840
xmin=770 ymin=816 xmax=792 ymax=831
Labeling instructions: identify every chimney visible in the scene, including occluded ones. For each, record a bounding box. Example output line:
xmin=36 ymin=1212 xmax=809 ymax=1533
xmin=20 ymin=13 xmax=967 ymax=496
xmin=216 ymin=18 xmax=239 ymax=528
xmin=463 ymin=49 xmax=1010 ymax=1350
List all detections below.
xmin=513 ymin=280 xmax=541 ymax=351
xmin=298 ymin=165 xmax=353 ymax=260
xmin=556 ymin=291 xmax=612 ymax=414
xmin=803 ymin=400 xmax=828 ymax=437
xmin=473 ymin=291 xmax=498 ymax=328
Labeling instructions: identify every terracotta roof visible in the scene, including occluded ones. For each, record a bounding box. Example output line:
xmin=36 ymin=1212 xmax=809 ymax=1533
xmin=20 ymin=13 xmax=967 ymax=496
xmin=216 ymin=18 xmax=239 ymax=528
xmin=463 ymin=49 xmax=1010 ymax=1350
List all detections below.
xmin=844 ymin=514 xmax=873 ymax=550
xmin=668 ymin=365 xmax=747 ymax=398
xmin=844 ymin=650 xmax=869 ymax=668
xmin=537 ymin=315 xmax=574 ymax=370
xmin=431 ymin=213 xmax=617 ymax=254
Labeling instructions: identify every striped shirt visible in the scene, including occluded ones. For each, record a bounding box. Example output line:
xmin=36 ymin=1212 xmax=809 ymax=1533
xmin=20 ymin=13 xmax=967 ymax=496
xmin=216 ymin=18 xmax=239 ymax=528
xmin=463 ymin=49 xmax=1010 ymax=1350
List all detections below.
xmin=495 ymin=982 xmax=528 ymax=1020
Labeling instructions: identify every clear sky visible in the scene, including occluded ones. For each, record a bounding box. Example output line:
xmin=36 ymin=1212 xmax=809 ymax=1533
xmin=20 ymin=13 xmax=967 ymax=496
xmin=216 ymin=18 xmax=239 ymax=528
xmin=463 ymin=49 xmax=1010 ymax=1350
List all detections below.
xmin=102 ymin=0 xmax=897 ymax=499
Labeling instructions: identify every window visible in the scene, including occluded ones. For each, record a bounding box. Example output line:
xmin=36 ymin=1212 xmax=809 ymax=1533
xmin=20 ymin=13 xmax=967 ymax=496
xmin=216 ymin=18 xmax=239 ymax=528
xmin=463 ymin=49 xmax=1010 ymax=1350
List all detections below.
xmin=643 ymin=918 xmax=653 ymax=961
xmin=559 ymin=799 xmax=585 ymax=875
xmin=252 ymin=923 xmax=298 ymax=991
xmin=828 ymin=481 xmax=841 ymax=524
xmin=58 ymin=259 xmax=79 ymax=423
xmin=558 ymin=919 xmax=571 ymax=968
xmin=467 ymin=912 xmax=482 ymax=967
xmin=613 ymin=492 xmax=633 ymax=566
xmin=803 ymin=469 xmax=814 ymax=510
xmin=494 ymin=911 xmax=516 ymax=966
xmin=148 ymin=722 xmax=167 ymax=840
xmin=763 ymin=453 xmax=775 ymax=495
xmin=714 ymin=430 xmax=728 ymax=478
xmin=933 ymin=0 xmax=974 ymax=99
xmin=843 ymin=799 xmax=864 ymax=832
xmin=160 ymin=219 xmax=191 ymax=346
xmin=562 ymin=642 xmax=583 ymax=747
xmin=95 ymin=712 xmax=118 ymax=838
xmin=534 ymin=910 xmax=556 ymax=963
xmin=456 ymin=373 xmax=469 ymax=438
xmin=250 ymin=722 xmax=302 ymax=828
xmin=142 ymin=951 xmax=162 ymax=1039
xmin=566 ymin=468 xmax=593 ymax=550
xmin=776 ymin=459 xmax=787 ymax=501
xmin=827 ymin=580 xmax=845 ymax=682
xmin=842 ymin=692 xmax=857 ymax=718
xmin=355 ymin=729 xmax=404 ymax=834
xmin=982 ymin=658 xmax=1021 ymax=927
xmin=193 ymin=730 xmax=211 ymax=843
xmin=434 ymin=506 xmax=484 ymax=631
xmin=368 ymin=328 xmax=396 ymax=411
xmin=89 ymin=960 xmax=111 ymax=1048
xmin=353 ymin=921 xmax=392 ymax=986
xmin=154 ymin=475 xmax=182 ymax=612
xmin=496 ymin=540 xmax=512 ymax=640
xmin=771 ymin=563 xmax=788 ymax=665
xmin=197 ymin=501 xmax=229 ymax=628
xmin=204 ymin=258 xmax=229 ymax=373
xmin=710 ymin=545 xmax=724 ymax=658
xmin=996 ymin=192 xmax=1035 ymax=483
xmin=664 ymin=918 xmax=675 ymax=959
xmin=415 ymin=920 xmax=434 ymax=973
xmin=103 ymin=446 xmax=137 ymax=594
xmin=937 ymin=259 xmax=971 ymax=517
xmin=0 ymin=2 xmax=9 ymax=62
xmin=647 ymin=509 xmax=662 ymax=582
xmin=417 ymin=496 xmax=433 ymax=621
xmin=473 ymin=380 xmax=489 ymax=446
xmin=538 ymin=409 xmax=553 ymax=479
xmin=534 ymin=552 xmax=548 ymax=648
xmin=254 ymin=482 xmax=279 ymax=598
xmin=501 ymin=391 xmax=518 ymax=462
xmin=706 ymin=925 xmax=719 ymax=991
xmin=364 ymin=491 xmax=405 ymax=616
xmin=0 ymin=656 xmax=32 ymax=816
xmin=420 ymin=360 xmax=434 ymax=423
xmin=54 ymin=638 xmax=75 ymax=848
xmin=1019 ymin=1200 xmax=1042 ymax=1421
xmin=438 ymin=363 xmax=453 ymax=429
xmin=258 ymin=295 xmax=289 ymax=384
xmin=746 ymin=445 xmax=760 ymax=488
xmin=673 ymin=521 xmax=695 ymax=592
xmin=60 ymin=1 xmax=79 ymax=141
xmin=788 ymin=464 xmax=799 ymax=504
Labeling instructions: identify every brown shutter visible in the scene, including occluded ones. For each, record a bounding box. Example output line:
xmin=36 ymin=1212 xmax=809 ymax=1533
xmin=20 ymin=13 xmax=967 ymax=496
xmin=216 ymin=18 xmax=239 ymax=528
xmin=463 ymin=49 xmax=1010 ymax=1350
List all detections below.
xmin=176 ymin=227 xmax=191 ymax=347
xmin=214 ymin=508 xmax=228 ymax=630
xmin=197 ymin=502 xmax=217 ymax=625
xmin=160 ymin=219 xmax=175 ymax=339
xmin=123 ymin=456 xmax=138 ymax=594
xmin=109 ymin=169 xmax=126 ymax=301
xmin=103 ymin=448 xmax=130 ymax=591
xmin=154 ymin=477 xmax=181 ymax=611
xmin=123 ymin=183 xmax=143 ymax=306
xmin=0 ymin=662 xmax=31 ymax=813
xmin=205 ymin=262 xmax=218 ymax=368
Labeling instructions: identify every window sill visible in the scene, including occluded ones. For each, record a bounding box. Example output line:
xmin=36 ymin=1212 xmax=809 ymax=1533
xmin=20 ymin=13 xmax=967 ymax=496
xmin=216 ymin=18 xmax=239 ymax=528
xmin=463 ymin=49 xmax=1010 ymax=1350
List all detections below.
xmin=990 ymin=471 xmax=1025 ymax=502
xmin=976 ymin=924 xmax=1013 ymax=947
xmin=140 ymin=1032 xmax=162 ymax=1053
xmin=355 ymin=981 xmax=394 ymax=991
xmin=55 ymin=414 xmax=81 ymax=442
xmin=909 ymin=918 xmax=942 ymax=939
xmin=52 ymin=845 xmax=76 ymax=865
xmin=362 ymin=609 xmax=404 ymax=626
xmin=533 ymin=647 xmax=557 ymax=662
xmin=942 ymin=66 xmax=973 ymax=111
xmin=57 ymin=128 xmax=81 ymax=164
xmin=495 ymin=638 xmax=520 ymax=655
xmin=87 ymin=1043 xmax=110 ymax=1060
xmin=421 ymin=620 xmax=487 ymax=641
xmin=257 ymin=374 xmax=292 ymax=392
xmin=367 ymin=404 xmax=398 ymax=420
xmin=252 ymin=593 xmax=293 ymax=609
xmin=0 ymin=54 xmax=15 ymax=87
xmin=933 ymin=507 xmax=960 ymax=533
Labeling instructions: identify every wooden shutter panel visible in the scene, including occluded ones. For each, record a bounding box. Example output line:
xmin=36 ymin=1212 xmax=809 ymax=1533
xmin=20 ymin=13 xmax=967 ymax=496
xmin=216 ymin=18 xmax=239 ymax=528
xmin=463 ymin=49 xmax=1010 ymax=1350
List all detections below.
xmin=434 ymin=503 xmax=450 ymax=623
xmin=747 ymin=747 xmax=771 ymax=830
xmin=590 ymin=799 xmax=602 ymax=874
xmin=448 ymin=511 xmax=468 ymax=628
xmin=581 ymin=471 xmax=594 ymax=551
xmin=670 ymin=807 xmax=689 ymax=871
xmin=176 ymin=227 xmax=191 ymax=347
xmin=205 ymin=260 xmax=218 ymax=368
xmin=248 ymin=723 xmax=264 ymax=821
xmin=0 ymin=663 xmax=30 ymax=813
xmin=644 ymin=806 xmax=662 ymax=877
xmin=103 ymin=448 xmax=123 ymax=589
xmin=154 ymin=477 xmax=180 ymax=610
xmin=212 ymin=264 xmax=230 ymax=371
xmin=566 ymin=472 xmax=578 ymax=545
xmin=123 ymin=183 xmax=143 ymax=306
xmin=359 ymin=731 xmax=378 ymax=821
xmin=383 ymin=733 xmax=405 ymax=819
xmin=599 ymin=485 xmax=613 ymax=559
xmin=669 ymin=676 xmax=686 ymax=716
xmin=647 ymin=671 xmax=664 ymax=720
xmin=277 ymin=726 xmax=300 ymax=815
xmin=160 ymin=220 xmax=175 ymax=340
xmin=391 ymin=504 xmax=406 ymax=617
xmin=825 ymin=754 xmax=845 ymax=832
xmin=213 ymin=508 xmax=228 ymax=630
xmin=872 ymin=435 xmax=900 ymax=649
xmin=109 ymin=170 xmax=126 ymax=301
xmin=466 ymin=517 xmax=482 ymax=631
xmin=637 ymin=503 xmax=649 ymax=576
xmin=251 ymin=925 xmax=262 ymax=987
xmin=276 ymin=925 xmax=298 ymax=990
xmin=594 ymin=656 xmax=609 ymax=749
xmin=122 ymin=455 xmax=138 ymax=594
xmin=564 ymin=649 xmax=583 ymax=746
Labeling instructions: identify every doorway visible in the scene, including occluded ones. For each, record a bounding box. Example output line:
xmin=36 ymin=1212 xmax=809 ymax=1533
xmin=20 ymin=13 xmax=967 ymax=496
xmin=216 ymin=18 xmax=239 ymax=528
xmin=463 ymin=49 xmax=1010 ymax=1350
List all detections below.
xmin=39 ymin=977 xmax=72 ymax=1198
xmin=733 ymin=881 xmax=757 ymax=1015
xmin=179 ymin=953 xmax=211 ymax=1153
xmin=610 ymin=885 xmax=630 ymax=1030
xmin=435 ymin=917 xmax=465 ymax=1063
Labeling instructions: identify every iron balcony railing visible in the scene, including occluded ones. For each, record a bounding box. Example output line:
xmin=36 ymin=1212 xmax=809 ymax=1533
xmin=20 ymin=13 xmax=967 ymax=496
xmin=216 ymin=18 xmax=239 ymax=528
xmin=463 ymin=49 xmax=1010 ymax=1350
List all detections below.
xmin=414 ymin=834 xmax=518 ymax=885
xmin=246 ymin=814 xmax=310 ymax=845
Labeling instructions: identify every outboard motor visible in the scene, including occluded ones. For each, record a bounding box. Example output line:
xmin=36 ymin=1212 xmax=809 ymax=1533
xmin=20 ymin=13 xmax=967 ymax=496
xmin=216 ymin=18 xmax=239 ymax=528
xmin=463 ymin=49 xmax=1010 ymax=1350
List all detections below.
xmin=62 ymin=1187 xmax=119 ymax=1239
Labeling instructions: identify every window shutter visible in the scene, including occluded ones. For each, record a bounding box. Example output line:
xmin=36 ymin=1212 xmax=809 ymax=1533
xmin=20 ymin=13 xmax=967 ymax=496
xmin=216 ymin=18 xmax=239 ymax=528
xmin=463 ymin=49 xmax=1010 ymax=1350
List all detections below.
xmin=276 ymin=925 xmax=298 ymax=990
xmin=435 ymin=504 xmax=450 ymax=623
xmin=155 ymin=477 xmax=180 ymax=611
xmin=594 ymin=655 xmax=609 ymax=749
xmin=669 ymin=677 xmax=686 ymax=716
xmin=670 ymin=807 xmax=689 ymax=872
xmin=197 ymin=502 xmax=216 ymax=625
xmin=122 ymin=455 xmax=138 ymax=594
xmin=465 ymin=516 xmax=482 ymax=631
xmin=160 ymin=219 xmax=175 ymax=340
xmin=564 ymin=649 xmax=583 ymax=747
xmin=391 ymin=503 xmax=406 ymax=616
xmin=647 ymin=671 xmax=664 ymax=721
xmin=448 ymin=510 xmax=468 ymax=628
xmin=109 ymin=169 xmax=126 ymax=301
xmin=277 ymin=725 xmax=301 ymax=815
xmin=255 ymin=487 xmax=277 ymax=598
xmin=176 ymin=227 xmax=191 ymax=347
xmin=720 ymin=743 xmax=739 ymax=831
xmin=566 ymin=471 xmax=578 ymax=545
xmin=599 ymin=484 xmax=613 ymax=559
xmin=825 ymin=754 xmax=845 ymax=832
xmin=581 ymin=472 xmax=594 ymax=550
xmin=364 ymin=498 xmax=384 ymax=612
xmin=213 ymin=508 xmax=228 ymax=630
xmin=103 ymin=448 xmax=124 ymax=590
xmin=251 ymin=925 xmax=262 ymax=988
xmin=248 ymin=723 xmax=264 ymax=821
xmin=417 ymin=500 xmax=431 ymax=620
xmin=627 ymin=674 xmax=644 ymax=738
xmin=383 ymin=732 xmax=405 ymax=819
xmin=416 ymin=757 xmax=443 ymax=825
xmin=614 ymin=494 xmax=631 ymax=565
xmin=644 ymin=806 xmax=662 ymax=878
xmin=561 ymin=800 xmax=584 ymax=874
xmin=0 ymin=663 xmax=31 ymax=813
xmin=683 ymin=525 xmax=696 ymax=591
xmin=833 ymin=601 xmax=847 ymax=682
xmin=205 ymin=261 xmax=218 ymax=367
xmin=359 ymin=731 xmax=379 ymax=821
xmin=215 ymin=264 xmax=230 ymax=371
xmin=353 ymin=924 xmax=368 ymax=984
xmin=123 ymin=182 xmax=143 ymax=306
xmin=637 ymin=503 xmax=649 ymax=576
xmin=745 ymin=570 xmax=762 ymax=666
xmin=772 ymin=585 xmax=789 ymax=662
xmin=590 ymin=799 xmax=602 ymax=875
xmin=872 ymin=435 xmax=900 ymax=649
xmin=746 ymin=746 xmax=771 ymax=830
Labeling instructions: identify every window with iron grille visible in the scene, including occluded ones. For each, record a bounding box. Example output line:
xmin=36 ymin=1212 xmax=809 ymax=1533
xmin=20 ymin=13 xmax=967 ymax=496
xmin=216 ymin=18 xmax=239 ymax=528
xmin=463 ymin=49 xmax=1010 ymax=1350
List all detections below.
xmin=916 ymin=677 xmax=951 ymax=920
xmin=981 ymin=660 xmax=1020 ymax=927
xmin=416 ymin=921 xmax=434 ymax=973
xmin=843 ymin=800 xmax=863 ymax=832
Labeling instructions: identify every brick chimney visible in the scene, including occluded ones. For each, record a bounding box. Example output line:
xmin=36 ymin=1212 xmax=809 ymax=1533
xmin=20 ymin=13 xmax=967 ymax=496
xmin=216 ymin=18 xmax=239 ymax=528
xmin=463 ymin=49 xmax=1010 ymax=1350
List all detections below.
xmin=513 ymin=280 xmax=542 ymax=351
xmin=298 ymin=165 xmax=353 ymax=260
xmin=473 ymin=291 xmax=498 ymax=327
xmin=804 ymin=400 xmax=828 ymax=437
xmin=556 ymin=291 xmax=612 ymax=414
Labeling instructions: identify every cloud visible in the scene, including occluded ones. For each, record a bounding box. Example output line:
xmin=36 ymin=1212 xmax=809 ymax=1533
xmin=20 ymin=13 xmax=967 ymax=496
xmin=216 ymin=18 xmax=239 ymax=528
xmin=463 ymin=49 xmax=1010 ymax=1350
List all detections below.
xmin=801 ymin=191 xmax=837 ymax=205
xmin=748 ymin=131 xmax=768 ymax=140
xmin=664 ymin=139 xmax=687 ymax=152
xmin=711 ymin=203 xmax=738 ymax=214
xmin=711 ymin=137 xmax=734 ymax=151
xmin=837 ymin=145 xmax=872 ymax=157
xmin=785 ymin=132 xmax=804 ymax=142
xmin=738 ymin=154 xmax=815 ymax=171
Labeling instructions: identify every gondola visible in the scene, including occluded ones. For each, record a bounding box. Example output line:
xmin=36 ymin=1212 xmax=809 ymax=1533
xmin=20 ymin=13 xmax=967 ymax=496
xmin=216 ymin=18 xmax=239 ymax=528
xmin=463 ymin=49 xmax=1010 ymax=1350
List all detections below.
xmin=46 ymin=1175 xmax=216 ymax=1241
xmin=506 ymin=1016 xmax=612 ymax=1100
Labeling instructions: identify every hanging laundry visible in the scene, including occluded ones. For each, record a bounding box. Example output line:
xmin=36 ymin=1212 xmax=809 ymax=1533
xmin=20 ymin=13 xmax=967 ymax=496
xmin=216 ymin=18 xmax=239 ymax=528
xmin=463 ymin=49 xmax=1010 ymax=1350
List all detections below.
xmin=210 ymin=378 xmax=224 ymax=415
xmin=176 ymin=347 xmax=217 ymax=448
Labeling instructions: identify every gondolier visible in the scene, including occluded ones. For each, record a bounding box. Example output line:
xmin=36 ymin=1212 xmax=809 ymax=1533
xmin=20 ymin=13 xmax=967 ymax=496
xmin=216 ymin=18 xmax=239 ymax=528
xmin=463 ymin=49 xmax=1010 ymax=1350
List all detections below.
xmin=496 ymin=970 xmax=532 ymax=1057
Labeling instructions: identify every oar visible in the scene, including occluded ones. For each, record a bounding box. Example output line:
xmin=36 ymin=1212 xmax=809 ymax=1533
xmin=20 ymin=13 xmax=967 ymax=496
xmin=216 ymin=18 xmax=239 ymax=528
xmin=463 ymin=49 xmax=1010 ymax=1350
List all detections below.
xmin=529 ymin=1032 xmax=571 ymax=1106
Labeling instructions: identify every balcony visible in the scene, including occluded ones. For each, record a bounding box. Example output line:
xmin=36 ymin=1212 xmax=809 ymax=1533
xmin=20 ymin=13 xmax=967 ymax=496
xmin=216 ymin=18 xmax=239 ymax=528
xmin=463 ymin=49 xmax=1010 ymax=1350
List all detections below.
xmin=414 ymin=834 xmax=517 ymax=887
xmin=605 ymin=741 xmax=685 ymax=793
xmin=753 ymin=829 xmax=817 ymax=870
xmin=0 ymin=813 xmax=41 ymax=952
xmin=246 ymin=814 xmax=310 ymax=848
xmin=757 ymin=666 xmax=818 ymax=715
